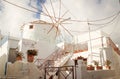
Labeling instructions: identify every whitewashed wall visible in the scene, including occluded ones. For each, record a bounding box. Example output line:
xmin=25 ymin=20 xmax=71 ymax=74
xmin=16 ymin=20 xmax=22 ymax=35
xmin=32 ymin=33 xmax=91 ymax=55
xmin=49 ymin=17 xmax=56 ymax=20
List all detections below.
xmin=19 ymin=38 xmax=57 ymax=62
xmin=0 ymin=41 xmax=9 ymax=76
xmin=23 ymin=23 xmax=58 ymax=42
xmin=22 ymin=22 xmax=58 ymax=60
xmin=8 ymin=37 xmax=19 ymax=48
xmin=110 ymin=47 xmax=120 ymax=79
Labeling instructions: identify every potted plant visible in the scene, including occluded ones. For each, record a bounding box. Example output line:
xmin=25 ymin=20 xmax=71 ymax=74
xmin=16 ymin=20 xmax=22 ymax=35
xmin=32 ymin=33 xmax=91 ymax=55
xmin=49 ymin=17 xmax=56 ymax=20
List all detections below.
xmin=83 ymin=58 xmax=87 ymax=65
xmin=104 ymin=60 xmax=111 ymax=70
xmin=87 ymin=65 xmax=94 ymax=70
xmin=15 ymin=52 xmax=24 ymax=61
xmin=27 ymin=49 xmax=38 ymax=62
xmin=93 ymin=60 xmax=102 ymax=70
xmin=27 ymin=49 xmax=38 ymax=56
xmin=77 ymin=56 xmax=83 ymax=60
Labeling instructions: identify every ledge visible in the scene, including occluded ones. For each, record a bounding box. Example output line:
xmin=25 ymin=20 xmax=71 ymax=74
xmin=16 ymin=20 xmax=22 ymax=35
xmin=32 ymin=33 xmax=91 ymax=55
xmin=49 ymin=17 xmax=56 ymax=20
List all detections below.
xmin=87 ymin=70 xmax=115 ymax=79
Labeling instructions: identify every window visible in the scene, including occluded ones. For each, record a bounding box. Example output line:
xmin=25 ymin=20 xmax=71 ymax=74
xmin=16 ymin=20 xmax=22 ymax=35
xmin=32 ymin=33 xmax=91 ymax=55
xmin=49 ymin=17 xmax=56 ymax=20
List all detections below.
xmin=29 ymin=25 xmax=34 ymax=29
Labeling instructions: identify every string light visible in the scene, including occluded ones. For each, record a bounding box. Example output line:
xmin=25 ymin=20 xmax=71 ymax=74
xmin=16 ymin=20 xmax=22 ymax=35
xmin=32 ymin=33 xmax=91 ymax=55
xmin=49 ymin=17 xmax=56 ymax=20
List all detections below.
xmin=2 ymin=0 xmax=120 ymax=36
xmin=3 ymin=0 xmax=120 ymax=23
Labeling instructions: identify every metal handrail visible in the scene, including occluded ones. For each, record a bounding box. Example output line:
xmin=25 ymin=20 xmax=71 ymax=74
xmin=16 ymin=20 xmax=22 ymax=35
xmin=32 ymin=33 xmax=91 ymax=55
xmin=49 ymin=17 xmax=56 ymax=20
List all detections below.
xmin=35 ymin=46 xmax=66 ymax=69
xmin=45 ymin=65 xmax=75 ymax=79
xmin=35 ymin=36 xmax=120 ymax=70
xmin=107 ymin=37 xmax=120 ymax=55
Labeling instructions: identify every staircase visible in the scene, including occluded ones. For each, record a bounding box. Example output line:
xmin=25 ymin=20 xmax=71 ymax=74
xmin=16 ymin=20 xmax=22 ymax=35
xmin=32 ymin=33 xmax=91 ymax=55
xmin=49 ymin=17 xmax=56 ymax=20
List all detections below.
xmin=35 ymin=47 xmax=72 ymax=69
xmin=34 ymin=44 xmax=73 ymax=79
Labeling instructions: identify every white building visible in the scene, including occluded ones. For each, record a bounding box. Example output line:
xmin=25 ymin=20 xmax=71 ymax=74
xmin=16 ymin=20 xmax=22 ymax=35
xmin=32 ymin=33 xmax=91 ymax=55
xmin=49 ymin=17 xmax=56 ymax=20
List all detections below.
xmin=0 ymin=21 xmax=120 ymax=79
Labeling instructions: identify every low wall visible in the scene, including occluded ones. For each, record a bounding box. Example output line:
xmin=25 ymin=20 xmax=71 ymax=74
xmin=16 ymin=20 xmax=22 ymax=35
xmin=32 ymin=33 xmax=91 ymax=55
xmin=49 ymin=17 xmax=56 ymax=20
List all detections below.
xmin=0 ymin=41 xmax=9 ymax=76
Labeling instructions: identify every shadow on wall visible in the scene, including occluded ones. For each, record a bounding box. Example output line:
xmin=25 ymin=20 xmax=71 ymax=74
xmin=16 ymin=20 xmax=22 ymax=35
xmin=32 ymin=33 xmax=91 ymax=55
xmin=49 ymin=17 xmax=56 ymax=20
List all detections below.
xmin=0 ymin=54 xmax=7 ymax=76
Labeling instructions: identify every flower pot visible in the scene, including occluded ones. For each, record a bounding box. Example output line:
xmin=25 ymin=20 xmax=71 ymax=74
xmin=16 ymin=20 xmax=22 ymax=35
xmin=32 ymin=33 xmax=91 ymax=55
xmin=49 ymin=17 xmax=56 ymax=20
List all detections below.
xmin=96 ymin=66 xmax=103 ymax=70
xmin=27 ymin=49 xmax=38 ymax=63
xmin=27 ymin=54 xmax=34 ymax=63
xmin=105 ymin=65 xmax=111 ymax=70
xmin=87 ymin=65 xmax=94 ymax=70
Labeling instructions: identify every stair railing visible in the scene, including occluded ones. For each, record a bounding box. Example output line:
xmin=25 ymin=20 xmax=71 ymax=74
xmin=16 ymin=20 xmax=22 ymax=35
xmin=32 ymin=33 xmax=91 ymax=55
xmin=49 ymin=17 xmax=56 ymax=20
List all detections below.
xmin=107 ymin=37 xmax=120 ymax=55
xmin=34 ymin=46 xmax=66 ymax=69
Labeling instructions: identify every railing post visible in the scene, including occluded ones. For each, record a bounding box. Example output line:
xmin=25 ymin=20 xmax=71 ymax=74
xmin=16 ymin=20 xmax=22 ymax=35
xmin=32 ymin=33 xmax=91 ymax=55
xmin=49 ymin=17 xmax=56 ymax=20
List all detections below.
xmin=44 ymin=67 xmax=46 ymax=79
xmin=58 ymin=67 xmax=60 ymax=79
xmin=72 ymin=66 xmax=74 ymax=79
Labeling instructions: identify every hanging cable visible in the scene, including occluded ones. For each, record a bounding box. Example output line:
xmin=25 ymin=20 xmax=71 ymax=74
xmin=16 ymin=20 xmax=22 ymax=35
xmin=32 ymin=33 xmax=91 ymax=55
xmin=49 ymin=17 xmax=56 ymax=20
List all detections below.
xmin=59 ymin=0 xmax=120 ymax=23
xmin=109 ymin=14 xmax=120 ymax=36
xmin=3 ymin=0 xmax=120 ymax=37
xmin=3 ymin=0 xmax=120 ymax=24
xmin=89 ymin=11 xmax=120 ymax=25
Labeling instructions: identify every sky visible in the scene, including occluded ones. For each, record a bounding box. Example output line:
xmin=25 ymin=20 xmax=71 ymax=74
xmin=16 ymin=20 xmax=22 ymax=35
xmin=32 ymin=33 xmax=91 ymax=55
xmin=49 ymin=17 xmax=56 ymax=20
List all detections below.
xmin=0 ymin=0 xmax=120 ymax=45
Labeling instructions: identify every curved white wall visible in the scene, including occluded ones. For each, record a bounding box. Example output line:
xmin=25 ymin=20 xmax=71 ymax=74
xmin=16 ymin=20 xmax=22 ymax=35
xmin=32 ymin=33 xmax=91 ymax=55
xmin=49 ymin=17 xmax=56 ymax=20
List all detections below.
xmin=22 ymin=23 xmax=59 ymax=59
xmin=23 ymin=23 xmax=58 ymax=42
